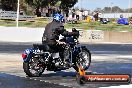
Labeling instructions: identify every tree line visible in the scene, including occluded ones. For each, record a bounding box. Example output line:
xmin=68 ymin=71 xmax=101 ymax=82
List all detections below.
xmin=95 ymin=6 xmax=132 ymax=13
xmin=0 ymin=0 xmax=78 ymax=16
xmin=0 ymin=0 xmax=131 ymax=16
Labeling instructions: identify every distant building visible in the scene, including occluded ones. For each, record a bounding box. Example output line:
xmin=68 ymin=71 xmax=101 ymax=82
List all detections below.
xmin=100 ymin=13 xmax=132 ymax=18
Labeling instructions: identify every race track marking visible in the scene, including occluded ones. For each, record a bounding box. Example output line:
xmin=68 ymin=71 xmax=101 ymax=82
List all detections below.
xmin=100 ymin=84 xmax=132 ymax=88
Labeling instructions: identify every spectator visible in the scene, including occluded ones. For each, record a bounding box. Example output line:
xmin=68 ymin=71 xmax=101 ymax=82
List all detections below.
xmin=79 ymin=10 xmax=83 ymax=20
xmin=35 ymin=8 xmax=41 ymax=17
xmin=84 ymin=10 xmax=88 ymax=20
xmin=93 ymin=11 xmax=99 ymax=21
xmin=82 ymin=10 xmax=85 ymax=20
xmin=64 ymin=9 xmax=69 ymax=22
xmin=46 ymin=8 xmax=48 ymax=17
xmin=41 ymin=8 xmax=45 ymax=17
xmin=20 ymin=9 xmax=24 ymax=15
xmin=48 ymin=8 xmax=52 ymax=17
xmin=52 ymin=8 xmax=56 ymax=17
xmin=76 ymin=9 xmax=80 ymax=20
xmin=72 ymin=9 xmax=75 ymax=19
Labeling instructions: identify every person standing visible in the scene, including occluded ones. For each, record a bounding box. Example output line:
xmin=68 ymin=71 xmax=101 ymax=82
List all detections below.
xmin=76 ymin=9 xmax=80 ymax=20
xmin=84 ymin=10 xmax=88 ymax=20
xmin=65 ymin=9 xmax=69 ymax=22
xmin=72 ymin=9 xmax=75 ymax=20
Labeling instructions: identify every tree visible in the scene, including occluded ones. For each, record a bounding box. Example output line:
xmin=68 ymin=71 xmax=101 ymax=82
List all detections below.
xmin=112 ymin=6 xmax=124 ymax=13
xmin=102 ymin=7 xmax=111 ymax=13
xmin=25 ymin=0 xmax=59 ymax=16
xmin=25 ymin=0 xmax=46 ymax=16
xmin=102 ymin=6 xmax=125 ymax=13
xmin=60 ymin=0 xmax=78 ymax=10
xmin=24 ymin=0 xmax=78 ymax=16
xmin=125 ymin=8 xmax=132 ymax=13
xmin=1 ymin=0 xmax=17 ymax=11
xmin=94 ymin=8 xmax=102 ymax=12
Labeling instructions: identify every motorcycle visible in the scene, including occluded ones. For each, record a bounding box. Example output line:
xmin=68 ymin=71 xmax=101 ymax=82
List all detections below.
xmin=22 ymin=29 xmax=91 ymax=77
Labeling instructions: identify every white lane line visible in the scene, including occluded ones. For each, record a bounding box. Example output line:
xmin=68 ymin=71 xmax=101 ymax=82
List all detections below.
xmin=100 ymin=84 xmax=132 ymax=88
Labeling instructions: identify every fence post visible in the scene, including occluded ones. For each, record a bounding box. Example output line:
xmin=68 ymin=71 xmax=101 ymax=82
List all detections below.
xmin=16 ymin=0 xmax=20 ymax=27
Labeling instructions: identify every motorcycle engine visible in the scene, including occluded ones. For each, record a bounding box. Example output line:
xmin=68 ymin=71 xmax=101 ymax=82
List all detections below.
xmin=52 ymin=53 xmax=62 ymax=67
xmin=52 ymin=53 xmax=59 ymax=59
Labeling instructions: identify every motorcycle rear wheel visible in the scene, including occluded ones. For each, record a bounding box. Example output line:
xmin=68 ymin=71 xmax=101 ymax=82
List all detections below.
xmin=23 ymin=56 xmax=45 ymax=77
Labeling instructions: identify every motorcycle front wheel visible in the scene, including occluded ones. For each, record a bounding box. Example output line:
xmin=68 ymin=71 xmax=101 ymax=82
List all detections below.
xmin=74 ymin=48 xmax=91 ymax=72
xmin=23 ymin=55 xmax=45 ymax=77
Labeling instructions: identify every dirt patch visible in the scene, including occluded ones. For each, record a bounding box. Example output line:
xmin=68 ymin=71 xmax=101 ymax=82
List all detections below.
xmin=0 ymin=54 xmax=22 ymax=72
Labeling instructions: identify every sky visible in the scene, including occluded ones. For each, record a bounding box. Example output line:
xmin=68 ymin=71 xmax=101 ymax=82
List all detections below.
xmin=74 ymin=0 xmax=131 ymax=10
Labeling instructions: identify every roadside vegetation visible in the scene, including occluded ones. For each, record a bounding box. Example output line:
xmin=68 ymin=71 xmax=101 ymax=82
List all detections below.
xmin=0 ymin=18 xmax=132 ymax=31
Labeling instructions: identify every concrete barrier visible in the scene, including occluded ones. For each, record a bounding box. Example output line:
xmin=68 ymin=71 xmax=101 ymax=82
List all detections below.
xmin=104 ymin=31 xmax=132 ymax=43
xmin=0 ymin=26 xmax=132 ymax=43
xmin=78 ymin=30 xmax=105 ymax=43
xmin=0 ymin=27 xmax=79 ymax=42
xmin=79 ymin=30 xmax=132 ymax=43
xmin=0 ymin=27 xmax=44 ymax=42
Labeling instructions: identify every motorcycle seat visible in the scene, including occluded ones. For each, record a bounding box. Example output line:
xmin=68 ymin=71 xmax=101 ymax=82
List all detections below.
xmin=33 ymin=44 xmax=56 ymax=53
xmin=33 ymin=44 xmax=49 ymax=51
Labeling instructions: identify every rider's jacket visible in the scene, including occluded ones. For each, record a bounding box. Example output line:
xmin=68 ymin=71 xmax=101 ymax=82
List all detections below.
xmin=43 ymin=21 xmax=64 ymax=44
xmin=43 ymin=21 xmax=79 ymax=45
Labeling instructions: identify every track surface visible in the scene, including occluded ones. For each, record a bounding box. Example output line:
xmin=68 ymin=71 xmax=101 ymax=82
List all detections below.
xmin=0 ymin=42 xmax=132 ymax=88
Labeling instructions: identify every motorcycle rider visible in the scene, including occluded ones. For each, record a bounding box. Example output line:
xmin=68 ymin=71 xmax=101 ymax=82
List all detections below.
xmin=42 ymin=12 xmax=79 ymax=65
xmin=42 ymin=12 xmax=65 ymax=45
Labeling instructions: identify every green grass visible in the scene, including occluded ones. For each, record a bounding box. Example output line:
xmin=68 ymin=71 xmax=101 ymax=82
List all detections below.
xmin=0 ymin=19 xmax=132 ymax=31
xmin=65 ymin=21 xmax=132 ymax=31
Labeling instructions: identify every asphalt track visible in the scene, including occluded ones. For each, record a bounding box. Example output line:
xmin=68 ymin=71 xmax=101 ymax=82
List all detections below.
xmin=0 ymin=73 xmax=71 ymax=88
xmin=0 ymin=42 xmax=132 ymax=88
xmin=1 ymin=42 xmax=132 ymax=54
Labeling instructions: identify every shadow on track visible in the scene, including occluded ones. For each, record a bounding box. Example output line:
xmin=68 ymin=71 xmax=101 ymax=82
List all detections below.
xmin=41 ymin=71 xmax=77 ymax=77
xmin=0 ymin=72 xmax=70 ymax=88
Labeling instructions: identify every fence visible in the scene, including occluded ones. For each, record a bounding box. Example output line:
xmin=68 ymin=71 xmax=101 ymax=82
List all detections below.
xmin=0 ymin=11 xmax=35 ymax=21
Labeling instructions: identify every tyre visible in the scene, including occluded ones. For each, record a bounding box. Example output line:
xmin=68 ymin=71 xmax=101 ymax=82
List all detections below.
xmin=74 ymin=48 xmax=91 ymax=72
xmin=23 ymin=55 xmax=45 ymax=77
